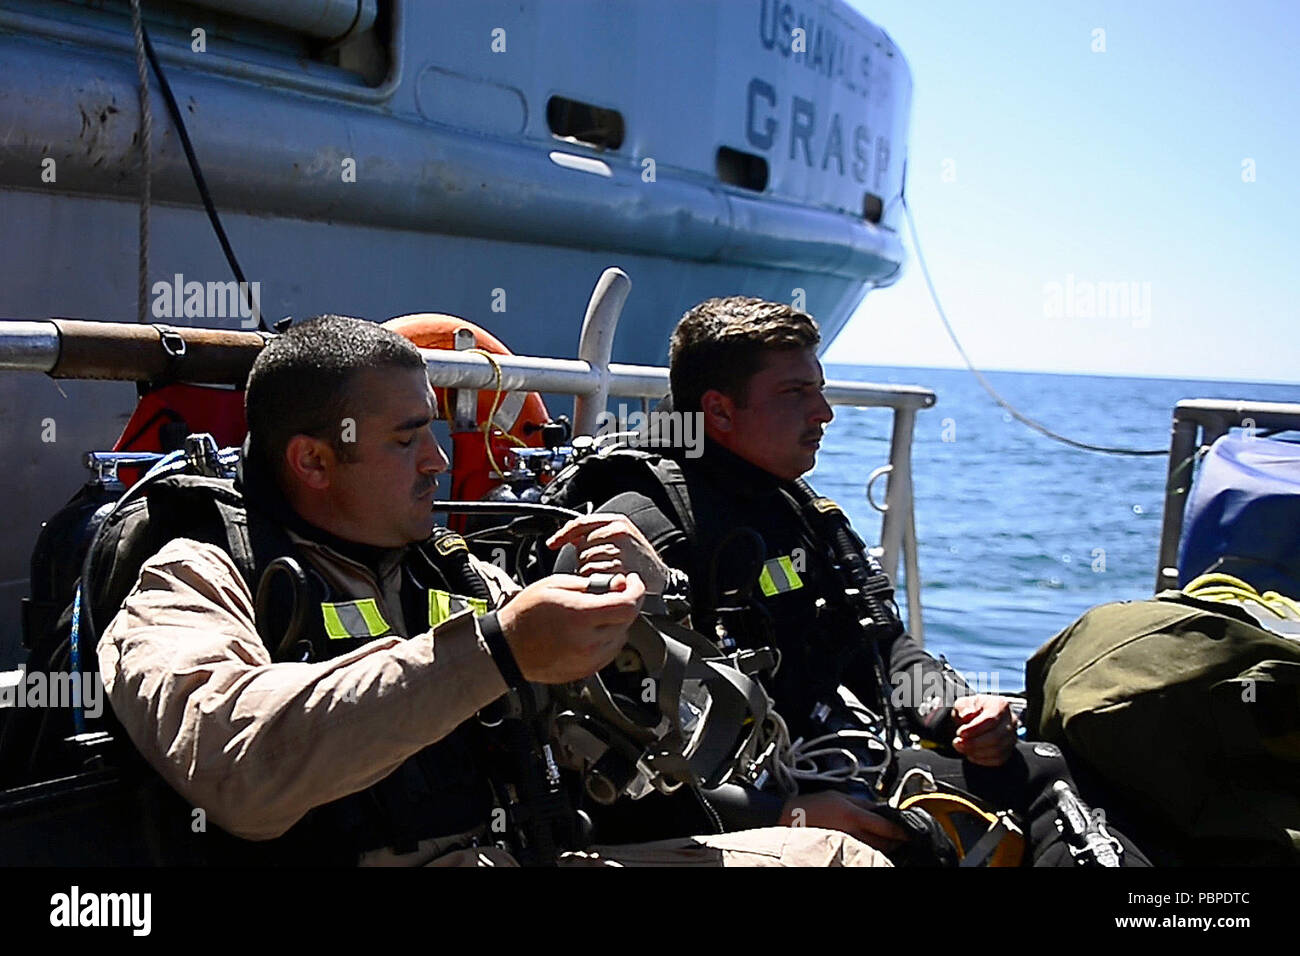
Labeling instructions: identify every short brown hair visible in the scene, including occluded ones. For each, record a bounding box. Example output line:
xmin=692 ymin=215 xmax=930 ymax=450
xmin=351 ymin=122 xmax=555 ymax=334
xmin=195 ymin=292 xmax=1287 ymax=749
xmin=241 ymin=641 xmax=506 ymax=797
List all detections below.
xmin=668 ymin=297 xmax=821 ymax=412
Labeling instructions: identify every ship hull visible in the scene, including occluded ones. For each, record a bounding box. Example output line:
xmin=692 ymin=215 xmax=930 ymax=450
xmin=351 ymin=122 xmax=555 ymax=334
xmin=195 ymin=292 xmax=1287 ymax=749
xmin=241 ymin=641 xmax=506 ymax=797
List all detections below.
xmin=0 ymin=0 xmax=911 ymax=661
xmin=0 ymin=189 xmax=875 ymax=661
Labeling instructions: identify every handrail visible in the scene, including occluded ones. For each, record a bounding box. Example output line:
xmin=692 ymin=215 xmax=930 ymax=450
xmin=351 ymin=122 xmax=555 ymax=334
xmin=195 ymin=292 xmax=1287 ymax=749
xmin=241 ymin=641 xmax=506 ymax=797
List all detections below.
xmin=0 ymin=268 xmax=937 ymax=641
xmin=1155 ymin=398 xmax=1300 ymax=594
xmin=412 ymin=347 xmax=936 ymax=409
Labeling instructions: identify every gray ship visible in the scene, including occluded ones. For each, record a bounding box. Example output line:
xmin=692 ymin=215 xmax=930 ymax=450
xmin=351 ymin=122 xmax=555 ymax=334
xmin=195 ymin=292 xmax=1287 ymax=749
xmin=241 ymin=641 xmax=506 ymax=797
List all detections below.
xmin=0 ymin=0 xmax=911 ymax=658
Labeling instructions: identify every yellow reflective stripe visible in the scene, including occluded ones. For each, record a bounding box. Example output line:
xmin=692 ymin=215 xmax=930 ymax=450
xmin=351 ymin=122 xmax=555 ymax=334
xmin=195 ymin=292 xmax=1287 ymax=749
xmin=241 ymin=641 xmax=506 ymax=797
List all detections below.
xmin=427 ymin=590 xmax=490 ymax=627
xmin=757 ymin=556 xmax=804 ymax=597
xmin=357 ymin=600 xmax=388 ymax=635
xmin=320 ymin=599 xmax=390 ymax=640
xmin=429 ymin=590 xmax=452 ymax=628
xmin=321 ymin=603 xmax=348 ymax=640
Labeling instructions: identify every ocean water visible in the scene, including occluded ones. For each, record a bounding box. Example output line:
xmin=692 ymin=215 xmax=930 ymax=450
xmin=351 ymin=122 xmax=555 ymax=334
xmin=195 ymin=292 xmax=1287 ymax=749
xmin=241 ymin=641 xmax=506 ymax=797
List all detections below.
xmin=809 ymin=365 xmax=1300 ymax=690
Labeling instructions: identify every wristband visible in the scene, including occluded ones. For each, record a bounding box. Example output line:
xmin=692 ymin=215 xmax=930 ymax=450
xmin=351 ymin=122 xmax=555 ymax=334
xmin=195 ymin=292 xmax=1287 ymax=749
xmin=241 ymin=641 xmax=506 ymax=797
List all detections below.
xmin=478 ymin=611 xmax=526 ymax=692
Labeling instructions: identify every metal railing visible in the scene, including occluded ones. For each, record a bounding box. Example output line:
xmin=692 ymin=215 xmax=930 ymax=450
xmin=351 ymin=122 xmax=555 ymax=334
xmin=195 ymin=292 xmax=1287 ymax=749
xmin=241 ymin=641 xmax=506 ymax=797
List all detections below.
xmin=0 ymin=267 xmax=938 ymax=641
xmin=1155 ymin=398 xmax=1300 ymax=594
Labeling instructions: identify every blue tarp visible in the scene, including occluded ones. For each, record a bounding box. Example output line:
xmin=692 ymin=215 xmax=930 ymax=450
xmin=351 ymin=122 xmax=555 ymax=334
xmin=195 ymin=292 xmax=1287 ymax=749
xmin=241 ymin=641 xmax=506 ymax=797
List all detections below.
xmin=1178 ymin=433 xmax=1300 ymax=598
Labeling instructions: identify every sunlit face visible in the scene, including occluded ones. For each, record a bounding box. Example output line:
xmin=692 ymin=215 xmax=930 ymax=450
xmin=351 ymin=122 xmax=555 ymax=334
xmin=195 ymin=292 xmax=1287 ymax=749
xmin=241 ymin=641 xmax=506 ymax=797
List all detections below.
xmin=701 ymin=347 xmax=834 ymax=481
xmin=283 ymin=366 xmax=448 ymax=548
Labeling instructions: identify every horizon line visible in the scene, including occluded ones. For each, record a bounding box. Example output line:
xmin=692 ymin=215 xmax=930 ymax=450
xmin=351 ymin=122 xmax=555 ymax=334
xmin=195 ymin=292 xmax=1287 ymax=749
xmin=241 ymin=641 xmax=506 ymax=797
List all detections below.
xmin=820 ymin=360 xmax=1300 ymax=390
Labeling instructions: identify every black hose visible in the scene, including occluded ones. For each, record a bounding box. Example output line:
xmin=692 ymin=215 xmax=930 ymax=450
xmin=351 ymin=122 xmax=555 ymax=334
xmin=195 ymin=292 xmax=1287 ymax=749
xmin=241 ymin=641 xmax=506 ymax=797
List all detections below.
xmin=256 ymin=557 xmax=310 ymax=661
xmin=792 ymin=479 xmax=900 ymax=625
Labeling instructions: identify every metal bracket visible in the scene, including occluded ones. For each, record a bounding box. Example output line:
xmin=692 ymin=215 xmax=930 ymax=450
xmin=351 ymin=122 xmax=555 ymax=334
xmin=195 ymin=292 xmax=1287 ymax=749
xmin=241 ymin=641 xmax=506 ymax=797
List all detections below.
xmin=451 ymin=327 xmax=478 ymax=432
xmin=866 ymin=464 xmax=892 ymax=513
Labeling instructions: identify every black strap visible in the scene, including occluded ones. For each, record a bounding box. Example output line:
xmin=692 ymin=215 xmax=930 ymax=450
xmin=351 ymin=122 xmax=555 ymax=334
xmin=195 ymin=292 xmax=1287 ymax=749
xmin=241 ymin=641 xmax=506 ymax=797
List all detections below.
xmin=213 ymin=497 xmax=256 ymax=583
xmin=479 ymin=611 xmax=526 ymax=695
xmin=646 ymin=456 xmax=698 ymax=548
xmin=959 ymin=818 xmax=1012 ymax=867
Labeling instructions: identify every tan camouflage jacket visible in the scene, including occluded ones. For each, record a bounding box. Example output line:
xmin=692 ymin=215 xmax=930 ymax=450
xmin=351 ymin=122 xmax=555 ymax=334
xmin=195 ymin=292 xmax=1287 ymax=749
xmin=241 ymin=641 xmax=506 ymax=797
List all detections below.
xmin=97 ymin=531 xmax=519 ymax=843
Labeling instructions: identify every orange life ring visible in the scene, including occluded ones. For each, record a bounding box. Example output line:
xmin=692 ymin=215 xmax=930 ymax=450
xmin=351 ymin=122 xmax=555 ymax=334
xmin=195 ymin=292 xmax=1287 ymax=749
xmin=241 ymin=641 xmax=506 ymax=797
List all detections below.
xmin=383 ymin=314 xmax=550 ymax=509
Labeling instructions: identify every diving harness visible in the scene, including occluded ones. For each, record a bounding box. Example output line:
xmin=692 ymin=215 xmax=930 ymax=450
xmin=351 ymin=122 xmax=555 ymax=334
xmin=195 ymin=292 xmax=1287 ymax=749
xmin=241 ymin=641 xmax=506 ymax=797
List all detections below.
xmin=68 ymin=436 xmax=781 ymax=862
xmin=452 ymin=439 xmax=1123 ymax=866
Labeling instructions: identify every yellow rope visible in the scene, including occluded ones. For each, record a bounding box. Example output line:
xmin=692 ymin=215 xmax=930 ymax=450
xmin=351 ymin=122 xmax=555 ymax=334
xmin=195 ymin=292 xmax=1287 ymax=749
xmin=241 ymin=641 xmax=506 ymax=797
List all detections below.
xmin=463 ymin=348 xmax=527 ymax=478
xmin=1184 ymin=572 xmax=1300 ymax=620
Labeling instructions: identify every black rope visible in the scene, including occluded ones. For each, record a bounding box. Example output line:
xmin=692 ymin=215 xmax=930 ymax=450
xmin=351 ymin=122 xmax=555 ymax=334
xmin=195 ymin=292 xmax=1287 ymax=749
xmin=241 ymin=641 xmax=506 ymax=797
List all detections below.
xmin=139 ymin=17 xmax=266 ymax=332
xmin=902 ymin=196 xmax=1165 ymax=457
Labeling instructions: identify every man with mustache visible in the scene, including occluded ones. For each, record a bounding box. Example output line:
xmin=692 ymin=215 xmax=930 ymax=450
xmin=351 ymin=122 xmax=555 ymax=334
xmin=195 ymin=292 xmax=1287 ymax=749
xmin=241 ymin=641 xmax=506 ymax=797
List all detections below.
xmin=95 ymin=314 xmax=887 ymax=867
xmin=546 ymin=296 xmax=1149 ymax=866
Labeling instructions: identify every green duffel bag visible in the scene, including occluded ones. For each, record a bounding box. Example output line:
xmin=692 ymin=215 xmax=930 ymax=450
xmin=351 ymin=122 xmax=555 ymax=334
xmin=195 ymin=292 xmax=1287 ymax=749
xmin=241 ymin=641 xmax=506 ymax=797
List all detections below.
xmin=1025 ymin=591 xmax=1300 ymax=865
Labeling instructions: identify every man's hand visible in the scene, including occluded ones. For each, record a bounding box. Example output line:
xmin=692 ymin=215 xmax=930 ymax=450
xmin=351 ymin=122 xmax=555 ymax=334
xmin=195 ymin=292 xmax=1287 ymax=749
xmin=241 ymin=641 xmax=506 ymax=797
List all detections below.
xmin=951 ymin=694 xmax=1018 ymax=766
xmin=779 ymin=791 xmax=906 ymax=853
xmin=546 ymin=513 xmax=671 ymax=594
xmin=498 ymin=573 xmax=645 ymax=684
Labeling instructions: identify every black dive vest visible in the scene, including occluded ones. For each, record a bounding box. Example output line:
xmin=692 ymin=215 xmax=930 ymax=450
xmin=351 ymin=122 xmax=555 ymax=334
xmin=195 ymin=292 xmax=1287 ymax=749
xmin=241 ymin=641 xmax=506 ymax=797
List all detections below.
xmin=544 ymin=440 xmax=968 ymax=743
xmin=100 ymin=475 xmax=499 ymax=865
xmin=544 ymin=443 xmax=853 ymax=722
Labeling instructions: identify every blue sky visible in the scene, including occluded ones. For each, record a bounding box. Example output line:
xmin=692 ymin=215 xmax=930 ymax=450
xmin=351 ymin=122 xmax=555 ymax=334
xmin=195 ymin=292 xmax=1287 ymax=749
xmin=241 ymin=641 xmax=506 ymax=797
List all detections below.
xmin=826 ymin=0 xmax=1299 ymax=383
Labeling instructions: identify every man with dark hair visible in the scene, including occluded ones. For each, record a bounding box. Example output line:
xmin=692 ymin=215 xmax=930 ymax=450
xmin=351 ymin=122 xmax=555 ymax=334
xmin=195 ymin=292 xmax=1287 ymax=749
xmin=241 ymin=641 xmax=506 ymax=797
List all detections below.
xmin=244 ymin=312 xmax=428 ymax=475
xmin=668 ymin=296 xmax=822 ymax=416
xmin=96 ymin=314 xmax=888 ymax=867
xmin=547 ymin=297 xmax=1150 ymax=866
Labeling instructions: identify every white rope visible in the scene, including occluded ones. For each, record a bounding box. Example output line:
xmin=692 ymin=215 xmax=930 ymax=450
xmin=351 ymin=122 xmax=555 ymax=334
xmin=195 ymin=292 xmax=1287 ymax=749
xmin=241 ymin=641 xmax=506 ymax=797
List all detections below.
xmin=129 ymin=0 xmax=152 ymax=324
xmin=756 ymin=707 xmax=892 ymax=797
